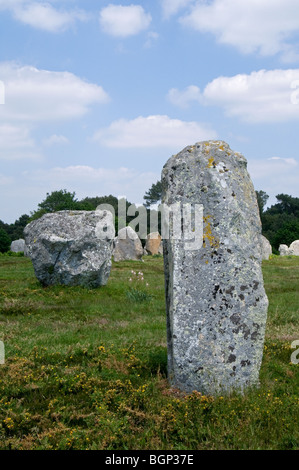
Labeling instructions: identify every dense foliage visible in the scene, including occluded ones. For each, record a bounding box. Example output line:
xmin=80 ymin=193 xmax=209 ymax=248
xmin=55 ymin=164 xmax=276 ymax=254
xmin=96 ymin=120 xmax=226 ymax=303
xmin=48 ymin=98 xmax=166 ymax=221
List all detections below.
xmin=0 ymin=228 xmax=11 ymax=253
xmin=260 ymin=193 xmax=299 ymax=253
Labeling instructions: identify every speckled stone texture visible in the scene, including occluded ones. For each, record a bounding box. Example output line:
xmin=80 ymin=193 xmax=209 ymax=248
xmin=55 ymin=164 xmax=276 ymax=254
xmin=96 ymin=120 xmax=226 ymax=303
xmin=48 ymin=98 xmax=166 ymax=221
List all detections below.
xmin=24 ymin=210 xmax=114 ymax=288
xmin=113 ymin=226 xmax=144 ymax=261
xmin=289 ymin=240 xmax=299 ymax=256
xmin=162 ymin=140 xmax=268 ymax=396
xmin=261 ymin=235 xmax=272 ymax=260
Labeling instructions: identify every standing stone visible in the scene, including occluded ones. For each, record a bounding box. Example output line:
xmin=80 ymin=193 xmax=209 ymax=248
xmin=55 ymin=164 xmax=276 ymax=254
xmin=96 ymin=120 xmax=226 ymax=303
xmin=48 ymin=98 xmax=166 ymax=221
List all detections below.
xmin=10 ymin=239 xmax=25 ymax=253
xmin=289 ymin=240 xmax=299 ymax=256
xmin=145 ymin=232 xmax=162 ymax=255
xmin=279 ymin=244 xmax=290 ymax=256
xmin=24 ymin=210 xmax=114 ymax=288
xmin=113 ymin=226 xmax=143 ymax=261
xmin=261 ymin=235 xmax=272 ymax=260
xmin=162 ymin=140 xmax=268 ymax=396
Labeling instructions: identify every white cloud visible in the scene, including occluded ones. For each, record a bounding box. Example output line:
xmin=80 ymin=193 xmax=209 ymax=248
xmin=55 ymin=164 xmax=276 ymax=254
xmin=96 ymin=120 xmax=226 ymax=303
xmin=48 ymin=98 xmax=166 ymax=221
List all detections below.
xmin=0 ymin=0 xmax=87 ymax=33
xmin=0 ymin=62 xmax=109 ymax=122
xmin=202 ymin=69 xmax=299 ymax=122
xmin=0 ymin=62 xmax=108 ymax=161
xmin=161 ymin=0 xmax=194 ymax=19
xmin=144 ymin=31 xmax=159 ymax=48
xmin=0 ymin=163 xmax=162 ymax=222
xmin=43 ymin=134 xmax=69 ymax=146
xmin=92 ymin=114 xmax=217 ymax=149
xmin=21 ymin=165 xmax=160 ymax=210
xmin=180 ymin=0 xmax=299 ymax=60
xmin=0 ymin=124 xmax=41 ymax=160
xmin=248 ymin=156 xmax=299 ymax=206
xmin=167 ymin=85 xmax=202 ymax=108
xmin=99 ymin=4 xmax=151 ymax=37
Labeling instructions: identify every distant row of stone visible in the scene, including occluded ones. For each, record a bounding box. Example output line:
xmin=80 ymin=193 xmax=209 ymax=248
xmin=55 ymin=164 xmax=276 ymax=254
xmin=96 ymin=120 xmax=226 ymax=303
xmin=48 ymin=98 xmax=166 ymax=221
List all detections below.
xmin=11 ymin=227 xmax=162 ymax=260
xmin=10 ymin=211 xmax=162 ymax=288
xmin=9 ymin=210 xmax=298 ymax=289
xmin=278 ymin=241 xmax=299 ymax=256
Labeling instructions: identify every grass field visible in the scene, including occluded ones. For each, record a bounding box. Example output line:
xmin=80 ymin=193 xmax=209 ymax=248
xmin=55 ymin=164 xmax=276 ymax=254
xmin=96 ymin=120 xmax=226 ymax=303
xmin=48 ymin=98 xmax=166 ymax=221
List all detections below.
xmin=0 ymin=254 xmax=298 ymax=450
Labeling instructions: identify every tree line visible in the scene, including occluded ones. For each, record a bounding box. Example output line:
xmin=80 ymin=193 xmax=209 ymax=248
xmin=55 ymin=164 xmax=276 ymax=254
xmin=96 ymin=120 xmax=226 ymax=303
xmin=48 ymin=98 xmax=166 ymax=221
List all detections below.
xmin=1 ymin=186 xmax=299 ymax=254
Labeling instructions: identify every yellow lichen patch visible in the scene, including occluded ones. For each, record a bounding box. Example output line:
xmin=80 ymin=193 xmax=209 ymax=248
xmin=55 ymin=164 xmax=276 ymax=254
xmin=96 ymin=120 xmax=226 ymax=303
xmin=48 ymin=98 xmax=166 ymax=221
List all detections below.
xmin=203 ymin=215 xmax=219 ymax=249
xmin=207 ymin=156 xmax=215 ymax=168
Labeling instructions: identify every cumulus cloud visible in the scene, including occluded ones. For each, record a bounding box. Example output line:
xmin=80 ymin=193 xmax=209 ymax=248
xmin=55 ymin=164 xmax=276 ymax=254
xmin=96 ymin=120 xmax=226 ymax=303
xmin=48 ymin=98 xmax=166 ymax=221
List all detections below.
xmin=0 ymin=0 xmax=87 ymax=33
xmin=167 ymin=85 xmax=202 ymax=108
xmin=202 ymin=69 xmax=299 ymax=122
xmin=180 ymin=0 xmax=299 ymax=60
xmin=0 ymin=62 xmax=109 ymax=122
xmin=21 ymin=165 xmax=161 ymax=209
xmin=248 ymin=156 xmax=299 ymax=206
xmin=0 ymin=124 xmax=41 ymax=160
xmin=99 ymin=4 xmax=151 ymax=37
xmin=161 ymin=0 xmax=194 ymax=19
xmin=92 ymin=114 xmax=217 ymax=149
xmin=0 ymin=62 xmax=108 ymax=160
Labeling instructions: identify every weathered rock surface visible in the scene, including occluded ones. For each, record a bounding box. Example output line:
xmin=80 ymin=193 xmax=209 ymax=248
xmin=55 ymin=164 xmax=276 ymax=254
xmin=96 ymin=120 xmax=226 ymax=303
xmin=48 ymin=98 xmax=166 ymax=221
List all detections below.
xmin=279 ymin=244 xmax=290 ymax=256
xmin=145 ymin=232 xmax=162 ymax=255
xmin=162 ymin=140 xmax=268 ymax=396
xmin=113 ymin=226 xmax=143 ymax=261
xmin=24 ymin=210 xmax=114 ymax=288
xmin=289 ymin=240 xmax=299 ymax=256
xmin=10 ymin=239 xmax=25 ymax=253
xmin=261 ymin=235 xmax=272 ymax=260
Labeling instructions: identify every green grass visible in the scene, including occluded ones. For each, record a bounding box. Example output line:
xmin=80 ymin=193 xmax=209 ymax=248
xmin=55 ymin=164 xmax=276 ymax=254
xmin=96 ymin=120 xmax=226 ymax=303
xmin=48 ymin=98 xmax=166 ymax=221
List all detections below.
xmin=0 ymin=255 xmax=298 ymax=450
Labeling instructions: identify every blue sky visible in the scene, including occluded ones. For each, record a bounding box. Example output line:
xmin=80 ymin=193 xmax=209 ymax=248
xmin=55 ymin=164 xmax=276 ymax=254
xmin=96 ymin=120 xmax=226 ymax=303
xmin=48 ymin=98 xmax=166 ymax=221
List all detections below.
xmin=1 ymin=0 xmax=299 ymax=223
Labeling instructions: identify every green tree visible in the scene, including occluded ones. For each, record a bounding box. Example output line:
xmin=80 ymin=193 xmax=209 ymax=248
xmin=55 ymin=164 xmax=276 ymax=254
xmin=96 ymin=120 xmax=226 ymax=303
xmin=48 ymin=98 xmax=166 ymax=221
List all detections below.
xmin=266 ymin=193 xmax=299 ymax=217
xmin=0 ymin=228 xmax=11 ymax=253
xmin=79 ymin=195 xmax=120 ymax=212
xmin=7 ymin=214 xmax=30 ymax=241
xmin=260 ymin=193 xmax=299 ymax=252
xmin=255 ymin=190 xmax=269 ymax=217
xmin=143 ymin=180 xmax=162 ymax=207
xmin=30 ymin=190 xmax=80 ymax=220
xmin=272 ymin=220 xmax=299 ymax=250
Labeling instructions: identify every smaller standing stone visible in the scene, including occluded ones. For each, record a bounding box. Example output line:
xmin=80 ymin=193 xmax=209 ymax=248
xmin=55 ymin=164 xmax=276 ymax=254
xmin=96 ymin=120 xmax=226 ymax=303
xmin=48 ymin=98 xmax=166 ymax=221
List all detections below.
xmin=279 ymin=244 xmax=290 ymax=256
xmin=113 ymin=226 xmax=143 ymax=261
xmin=289 ymin=240 xmax=299 ymax=256
xmin=145 ymin=232 xmax=162 ymax=255
xmin=261 ymin=235 xmax=272 ymax=260
xmin=10 ymin=239 xmax=25 ymax=253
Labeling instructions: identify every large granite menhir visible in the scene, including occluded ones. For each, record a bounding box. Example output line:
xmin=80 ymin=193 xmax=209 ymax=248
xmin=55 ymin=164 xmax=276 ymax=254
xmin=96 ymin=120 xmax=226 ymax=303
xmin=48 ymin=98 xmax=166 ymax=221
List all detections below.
xmin=162 ymin=140 xmax=268 ymax=396
xmin=24 ymin=210 xmax=114 ymax=288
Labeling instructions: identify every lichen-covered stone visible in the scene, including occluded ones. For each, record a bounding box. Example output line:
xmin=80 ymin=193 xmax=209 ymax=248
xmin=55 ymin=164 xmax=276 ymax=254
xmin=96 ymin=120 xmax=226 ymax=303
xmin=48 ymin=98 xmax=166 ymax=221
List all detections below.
xmin=162 ymin=140 xmax=268 ymax=396
xmin=261 ymin=235 xmax=272 ymax=260
xmin=289 ymin=240 xmax=299 ymax=256
xmin=145 ymin=232 xmax=162 ymax=255
xmin=24 ymin=210 xmax=114 ymax=288
xmin=113 ymin=226 xmax=143 ymax=261
xmin=10 ymin=239 xmax=25 ymax=253
xmin=279 ymin=244 xmax=289 ymax=256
